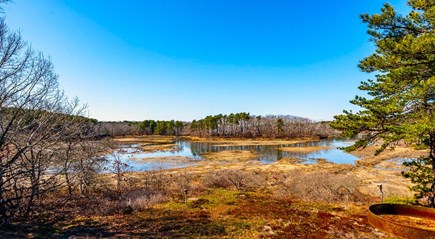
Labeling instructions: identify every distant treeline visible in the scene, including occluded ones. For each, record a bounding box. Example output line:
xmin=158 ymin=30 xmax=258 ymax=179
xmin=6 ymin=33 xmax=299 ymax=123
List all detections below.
xmin=96 ymin=112 xmax=335 ymax=139
xmin=96 ymin=120 xmax=186 ymax=137
xmin=189 ymin=113 xmax=334 ymax=138
xmin=139 ymin=120 xmax=184 ymax=135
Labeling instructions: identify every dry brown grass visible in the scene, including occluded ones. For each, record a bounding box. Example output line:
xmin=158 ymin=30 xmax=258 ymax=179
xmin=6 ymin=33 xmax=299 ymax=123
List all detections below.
xmin=273 ymin=169 xmax=370 ymax=203
xmin=280 ymin=145 xmax=332 ymax=152
xmin=128 ymin=156 xmax=194 ymax=164
xmin=116 ymin=140 xmax=421 ymax=204
xmin=104 ymin=154 xmax=414 ymax=207
xmin=5 ymin=188 xmax=392 ymax=239
xmin=113 ymin=135 xmax=179 ymax=153
xmin=351 ymin=146 xmax=427 ymax=166
xmin=202 ymin=150 xmax=260 ymax=161
xmin=2 ymin=137 xmax=427 ymax=238
xmin=113 ymin=135 xmax=175 ymax=144
xmin=2 ymin=155 xmax=404 ymax=239
xmin=353 ymin=165 xmax=413 ymax=199
xmin=202 ymin=169 xmax=267 ymax=191
xmin=140 ymin=143 xmax=176 ymax=152
xmin=274 ymin=157 xmax=305 ymax=164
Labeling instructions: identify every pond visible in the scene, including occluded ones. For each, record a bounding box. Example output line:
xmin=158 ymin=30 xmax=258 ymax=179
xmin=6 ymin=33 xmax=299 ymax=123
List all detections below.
xmin=106 ymin=139 xmax=358 ymax=171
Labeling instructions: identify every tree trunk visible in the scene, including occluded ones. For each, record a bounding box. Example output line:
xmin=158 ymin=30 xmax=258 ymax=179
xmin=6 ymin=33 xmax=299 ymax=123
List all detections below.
xmin=117 ymin=169 xmax=121 ymax=194
xmin=78 ymin=158 xmax=85 ymax=197
xmin=64 ymin=144 xmax=73 ymax=195
xmin=65 ymin=172 xmax=73 ymax=196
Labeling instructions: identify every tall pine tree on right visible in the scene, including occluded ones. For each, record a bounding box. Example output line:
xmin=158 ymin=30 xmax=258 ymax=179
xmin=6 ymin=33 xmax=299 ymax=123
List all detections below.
xmin=331 ymin=0 xmax=435 ymax=206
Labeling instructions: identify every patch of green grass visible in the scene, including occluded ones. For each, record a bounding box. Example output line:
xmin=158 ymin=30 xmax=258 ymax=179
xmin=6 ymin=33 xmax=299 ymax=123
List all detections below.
xmin=29 ymin=224 xmax=60 ymax=239
xmin=160 ymin=201 xmax=188 ymax=210
xmin=180 ymin=221 xmax=227 ymax=236
xmin=159 ymin=189 xmax=240 ymax=211
xmin=147 ymin=188 xmax=263 ymax=238
xmin=383 ymin=196 xmax=417 ymax=204
xmin=202 ymin=188 xmax=238 ymax=206
xmin=230 ymin=220 xmax=251 ymax=230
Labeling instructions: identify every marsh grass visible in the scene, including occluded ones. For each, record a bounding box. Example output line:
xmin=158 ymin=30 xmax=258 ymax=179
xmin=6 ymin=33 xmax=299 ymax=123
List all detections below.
xmin=1 ymin=135 xmax=414 ymax=238
xmin=202 ymin=150 xmax=260 ymax=162
xmin=280 ymin=145 xmax=332 ymax=152
xmin=0 ymin=181 xmax=390 ymax=239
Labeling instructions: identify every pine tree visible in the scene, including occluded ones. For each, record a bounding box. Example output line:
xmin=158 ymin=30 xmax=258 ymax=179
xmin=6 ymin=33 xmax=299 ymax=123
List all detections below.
xmin=331 ymin=0 xmax=435 ymax=206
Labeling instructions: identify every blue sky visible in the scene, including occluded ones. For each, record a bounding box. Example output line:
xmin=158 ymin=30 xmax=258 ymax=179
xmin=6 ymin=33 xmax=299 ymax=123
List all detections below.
xmin=4 ymin=0 xmax=408 ymax=121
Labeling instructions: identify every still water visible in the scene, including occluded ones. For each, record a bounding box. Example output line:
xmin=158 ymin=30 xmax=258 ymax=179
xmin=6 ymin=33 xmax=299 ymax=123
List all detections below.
xmin=108 ymin=139 xmax=358 ymax=171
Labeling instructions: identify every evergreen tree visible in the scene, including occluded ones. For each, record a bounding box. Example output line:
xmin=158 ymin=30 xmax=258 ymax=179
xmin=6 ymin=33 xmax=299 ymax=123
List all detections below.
xmin=331 ymin=1 xmax=435 ymax=206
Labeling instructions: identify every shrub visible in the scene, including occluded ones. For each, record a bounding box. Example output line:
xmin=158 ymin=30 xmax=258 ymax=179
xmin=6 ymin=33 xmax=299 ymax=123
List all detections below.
xmin=202 ymin=169 xmax=266 ymax=191
xmin=275 ymin=170 xmax=369 ymax=202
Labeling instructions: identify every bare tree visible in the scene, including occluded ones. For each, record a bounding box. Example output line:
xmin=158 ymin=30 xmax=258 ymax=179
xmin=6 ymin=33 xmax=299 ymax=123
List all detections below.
xmin=0 ymin=18 xmax=97 ymax=223
xmin=110 ymin=151 xmax=131 ymax=195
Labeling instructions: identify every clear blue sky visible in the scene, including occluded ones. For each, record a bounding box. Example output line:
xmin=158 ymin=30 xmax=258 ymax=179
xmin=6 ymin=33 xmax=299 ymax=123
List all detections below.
xmin=4 ymin=0 xmax=408 ymax=121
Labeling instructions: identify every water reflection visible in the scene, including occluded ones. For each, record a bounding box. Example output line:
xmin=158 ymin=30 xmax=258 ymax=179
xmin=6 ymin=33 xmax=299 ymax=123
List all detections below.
xmin=187 ymin=140 xmax=357 ymax=164
xmin=108 ymin=139 xmax=358 ymax=171
xmin=107 ymin=146 xmax=199 ymax=171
